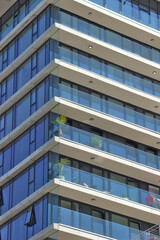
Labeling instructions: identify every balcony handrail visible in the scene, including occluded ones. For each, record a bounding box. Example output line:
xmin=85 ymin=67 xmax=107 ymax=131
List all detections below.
xmin=50 ymin=163 xmax=160 ymax=211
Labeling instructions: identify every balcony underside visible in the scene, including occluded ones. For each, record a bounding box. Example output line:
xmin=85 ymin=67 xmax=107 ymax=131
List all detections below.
xmin=50 ymin=178 xmax=160 ymax=225
xmin=53 ymin=23 xmax=160 ymax=81
xmin=54 ymin=96 xmax=160 ymax=149
xmin=56 ymin=60 xmax=160 ymax=115
xmin=58 ymin=0 xmax=160 ymax=50
xmin=53 ymin=137 xmax=160 ymax=188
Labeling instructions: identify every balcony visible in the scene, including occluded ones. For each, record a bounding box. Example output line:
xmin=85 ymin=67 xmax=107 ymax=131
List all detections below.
xmin=30 ymin=205 xmax=160 ymax=240
xmin=88 ymin=0 xmax=160 ymax=32
xmin=58 ymin=47 xmax=160 ymax=99
xmin=57 ymin=83 xmax=160 ymax=135
xmin=50 ymin=163 xmax=160 ymax=212
xmin=59 ymin=11 xmax=160 ymax=65
xmin=50 ymin=123 xmax=160 ymax=171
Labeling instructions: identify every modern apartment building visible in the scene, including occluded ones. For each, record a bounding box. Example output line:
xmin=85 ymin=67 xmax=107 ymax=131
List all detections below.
xmin=0 ymin=0 xmax=160 ymax=239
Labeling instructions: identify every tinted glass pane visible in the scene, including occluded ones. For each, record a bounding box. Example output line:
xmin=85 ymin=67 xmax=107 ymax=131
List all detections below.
xmin=12 ymin=172 xmax=28 ymax=206
xmin=14 ymin=133 xmax=29 ymax=166
xmin=16 ymin=95 xmax=30 ymax=127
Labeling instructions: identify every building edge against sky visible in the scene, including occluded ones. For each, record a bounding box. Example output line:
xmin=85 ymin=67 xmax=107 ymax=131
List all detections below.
xmin=0 ymin=0 xmax=160 ymax=239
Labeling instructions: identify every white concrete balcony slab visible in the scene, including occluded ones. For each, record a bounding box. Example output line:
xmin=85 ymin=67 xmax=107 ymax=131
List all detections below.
xmin=54 ymin=23 xmax=160 ymax=81
xmin=58 ymin=0 xmax=160 ymax=50
xmin=29 ymin=223 xmax=115 ymax=240
xmin=1 ymin=176 xmax=160 ymax=229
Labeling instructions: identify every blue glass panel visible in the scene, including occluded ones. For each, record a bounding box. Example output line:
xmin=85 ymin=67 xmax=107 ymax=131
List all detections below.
xmin=11 ymin=213 xmax=26 ymax=240
xmin=125 ymin=107 xmax=135 ymax=124
xmin=38 ymin=11 xmax=46 ymax=36
xmin=34 ymin=201 xmax=43 ymax=234
xmin=140 ymin=5 xmax=150 ymax=26
xmin=91 ymin=0 xmax=104 ymax=6
xmin=145 ymin=114 xmax=155 ymax=131
xmin=108 ymin=100 xmax=124 ymax=119
xmin=107 ymin=30 xmax=122 ymax=48
xmin=35 ymin=160 xmax=43 ymax=191
xmin=110 ymin=181 xmax=127 ymax=198
xmin=143 ymin=79 xmax=153 ymax=95
xmin=18 ymin=26 xmax=32 ymax=55
xmin=93 ymin=218 xmax=105 ymax=235
xmin=141 ymin=45 xmax=150 ymax=60
xmin=1 ymin=225 xmax=8 ymax=240
xmin=8 ymin=41 xmax=15 ymax=66
xmin=5 ymin=109 xmax=13 ymax=136
xmin=79 ymin=91 xmax=90 ymax=107
xmin=92 ymin=175 xmax=103 ymax=190
xmin=44 ymin=116 xmax=49 ymax=142
xmin=152 ymin=49 xmax=160 ymax=64
xmin=123 ymin=38 xmax=133 ymax=52
xmin=133 ymin=3 xmax=140 ymax=22
xmin=36 ymin=120 xmax=44 ymax=149
xmin=109 ymin=141 xmax=126 ymax=158
xmin=37 ymin=83 xmax=45 ymax=109
xmin=150 ymin=11 xmax=158 ymax=30
xmin=37 ymin=46 xmax=46 ymax=73
xmin=12 ymin=172 xmax=28 ymax=206
xmin=90 ymin=58 xmax=101 ymax=74
xmin=80 ymin=214 xmax=91 ymax=232
xmin=79 ymin=54 xmax=90 ymax=70
xmin=112 ymin=221 xmax=129 ymax=240
xmin=106 ymin=0 xmax=120 ymax=13
xmin=14 ymin=132 xmax=29 ymax=166
xmin=78 ymin=19 xmax=89 ymax=35
xmin=79 ymin=171 xmax=91 ymax=187
xmin=6 ymin=74 xmax=14 ymax=100
xmin=15 ymin=95 xmax=30 ymax=127
xmin=1 ymin=185 xmax=9 ymax=215
xmin=122 ymin=0 xmax=132 ymax=18
xmin=3 ymin=146 xmax=12 ymax=174
xmin=0 ymin=53 xmax=2 ymax=72
xmin=17 ymin=60 xmax=31 ymax=91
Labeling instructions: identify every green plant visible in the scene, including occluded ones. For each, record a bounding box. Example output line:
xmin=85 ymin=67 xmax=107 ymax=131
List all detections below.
xmin=91 ymin=135 xmax=103 ymax=149
xmin=56 ymin=115 xmax=67 ymax=124
xmin=122 ymin=194 xmax=130 ymax=200
xmin=55 ymin=158 xmax=70 ymax=176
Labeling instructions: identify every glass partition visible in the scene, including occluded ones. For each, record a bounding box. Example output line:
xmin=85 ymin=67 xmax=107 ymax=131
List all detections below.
xmin=88 ymin=0 xmax=160 ymax=31
xmin=49 ymin=122 xmax=160 ymax=170
xmin=49 ymin=163 xmax=160 ymax=211
xmin=58 ymin=46 xmax=160 ymax=98
xmin=59 ymin=11 xmax=160 ymax=64
xmin=57 ymin=83 xmax=160 ymax=133
xmin=48 ymin=204 xmax=159 ymax=240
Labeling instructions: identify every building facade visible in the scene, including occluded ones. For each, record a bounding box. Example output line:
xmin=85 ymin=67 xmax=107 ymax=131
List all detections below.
xmin=0 ymin=0 xmax=160 ymax=239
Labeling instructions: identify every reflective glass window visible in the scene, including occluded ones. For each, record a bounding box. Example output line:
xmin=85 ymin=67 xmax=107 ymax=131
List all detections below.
xmin=12 ymin=172 xmax=28 ymax=206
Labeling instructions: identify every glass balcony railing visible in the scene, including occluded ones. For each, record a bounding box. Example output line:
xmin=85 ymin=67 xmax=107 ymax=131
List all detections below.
xmin=49 ymin=205 xmax=159 ymax=240
xmin=59 ymin=11 xmax=160 ymax=64
xmin=88 ymin=0 xmax=160 ymax=31
xmin=51 ymin=123 xmax=160 ymax=170
xmin=58 ymin=83 xmax=160 ymax=134
xmin=50 ymin=164 xmax=160 ymax=211
xmin=0 ymin=0 xmax=42 ymax=41
xmin=58 ymin=47 xmax=160 ymax=98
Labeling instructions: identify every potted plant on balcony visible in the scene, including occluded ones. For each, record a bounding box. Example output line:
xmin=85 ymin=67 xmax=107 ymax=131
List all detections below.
xmin=122 ymin=194 xmax=130 ymax=200
xmin=51 ymin=115 xmax=68 ymax=136
xmin=55 ymin=158 xmax=70 ymax=180
xmin=91 ymin=135 xmax=103 ymax=149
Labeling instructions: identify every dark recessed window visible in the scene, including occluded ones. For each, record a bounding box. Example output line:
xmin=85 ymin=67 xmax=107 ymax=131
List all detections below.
xmin=0 ymin=188 xmax=4 ymax=207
